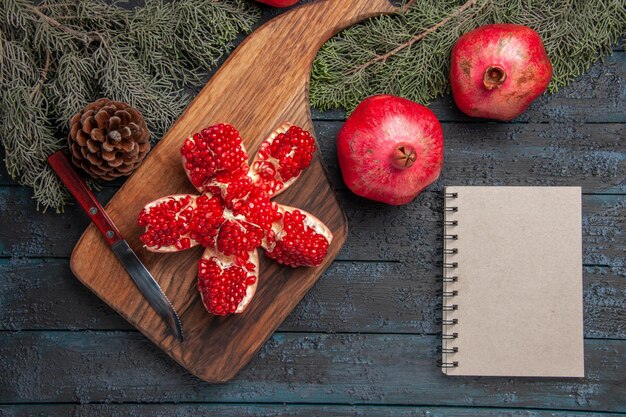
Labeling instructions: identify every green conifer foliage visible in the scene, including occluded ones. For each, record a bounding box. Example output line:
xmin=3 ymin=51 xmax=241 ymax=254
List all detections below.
xmin=310 ymin=0 xmax=626 ymax=112
xmin=2 ymin=0 xmax=624 ymax=212
xmin=0 ymin=0 xmax=259 ymax=211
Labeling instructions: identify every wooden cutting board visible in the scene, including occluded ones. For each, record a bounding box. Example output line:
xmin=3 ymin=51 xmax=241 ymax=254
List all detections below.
xmin=71 ymin=0 xmax=397 ymax=383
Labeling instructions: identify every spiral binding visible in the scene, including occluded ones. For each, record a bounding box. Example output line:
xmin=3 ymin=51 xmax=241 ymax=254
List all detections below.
xmin=441 ymin=190 xmax=459 ymax=370
xmin=437 ymin=360 xmax=459 ymax=368
xmin=439 ymin=346 xmax=458 ymax=353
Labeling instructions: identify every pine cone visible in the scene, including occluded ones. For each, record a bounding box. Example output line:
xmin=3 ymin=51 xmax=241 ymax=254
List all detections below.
xmin=69 ymin=98 xmax=150 ymax=180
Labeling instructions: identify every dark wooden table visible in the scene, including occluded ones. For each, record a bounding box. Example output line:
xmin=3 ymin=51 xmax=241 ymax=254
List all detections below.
xmin=1 ymin=5 xmax=624 ymax=416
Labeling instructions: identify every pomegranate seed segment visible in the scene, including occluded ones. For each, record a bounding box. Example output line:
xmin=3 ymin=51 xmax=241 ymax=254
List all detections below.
xmin=217 ymin=220 xmax=264 ymax=257
xmin=197 ymin=256 xmax=257 ymax=316
xmin=197 ymin=248 xmax=259 ymax=316
xmin=138 ymin=195 xmax=196 ymax=251
xmin=270 ymin=126 xmax=316 ymax=181
xmin=205 ymin=174 xmax=255 ymax=209
xmin=251 ymin=124 xmax=316 ymax=197
xmin=264 ymin=205 xmax=332 ymax=267
xmin=232 ymin=187 xmax=276 ymax=231
xmin=181 ymin=123 xmax=249 ymax=191
xmin=187 ymin=193 xmax=226 ymax=248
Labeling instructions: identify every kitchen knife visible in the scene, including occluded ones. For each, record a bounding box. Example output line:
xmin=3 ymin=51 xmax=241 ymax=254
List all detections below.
xmin=47 ymin=151 xmax=183 ymax=342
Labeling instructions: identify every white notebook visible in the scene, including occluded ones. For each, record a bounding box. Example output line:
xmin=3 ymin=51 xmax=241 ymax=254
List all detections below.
xmin=441 ymin=186 xmax=584 ymax=377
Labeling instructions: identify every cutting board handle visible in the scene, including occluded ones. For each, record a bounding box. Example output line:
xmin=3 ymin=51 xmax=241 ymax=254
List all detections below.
xmin=282 ymin=0 xmax=398 ymax=50
xmin=257 ymin=0 xmax=398 ymax=67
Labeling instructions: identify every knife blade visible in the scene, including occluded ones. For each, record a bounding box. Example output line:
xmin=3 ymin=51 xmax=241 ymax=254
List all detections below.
xmin=47 ymin=151 xmax=183 ymax=342
xmin=110 ymin=240 xmax=183 ymax=341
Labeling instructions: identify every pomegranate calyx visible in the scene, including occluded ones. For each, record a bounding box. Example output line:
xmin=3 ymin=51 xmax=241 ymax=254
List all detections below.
xmin=391 ymin=142 xmax=417 ymax=169
xmin=483 ymin=65 xmax=507 ymax=90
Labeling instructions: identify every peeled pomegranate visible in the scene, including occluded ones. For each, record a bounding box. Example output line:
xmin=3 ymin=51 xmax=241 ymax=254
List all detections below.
xmin=138 ymin=122 xmax=332 ymax=316
xmin=449 ymin=24 xmax=553 ymax=121
xmin=337 ymin=95 xmax=444 ymax=205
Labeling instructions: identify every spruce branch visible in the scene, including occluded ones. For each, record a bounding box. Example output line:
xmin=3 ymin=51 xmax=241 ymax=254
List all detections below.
xmin=311 ymin=0 xmax=626 ymax=112
xmin=27 ymin=4 xmax=106 ymax=46
xmin=349 ymin=0 xmax=480 ymax=75
xmin=0 ymin=0 xmax=260 ymax=212
xmin=400 ymin=0 xmax=416 ymax=14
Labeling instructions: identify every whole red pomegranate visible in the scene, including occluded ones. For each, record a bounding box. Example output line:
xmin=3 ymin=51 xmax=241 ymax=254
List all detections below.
xmin=337 ymin=95 xmax=444 ymax=205
xmin=255 ymin=0 xmax=299 ymax=7
xmin=449 ymin=24 xmax=552 ymax=121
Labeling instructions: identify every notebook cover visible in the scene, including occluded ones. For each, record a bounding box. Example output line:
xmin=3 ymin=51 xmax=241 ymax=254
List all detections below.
xmin=442 ymin=186 xmax=584 ymax=377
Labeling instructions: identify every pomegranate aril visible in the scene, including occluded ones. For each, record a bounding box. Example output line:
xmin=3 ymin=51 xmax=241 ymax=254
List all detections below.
xmin=264 ymin=205 xmax=332 ymax=267
xmin=181 ymin=123 xmax=249 ymax=191
xmin=251 ymin=124 xmax=316 ymax=197
xmin=217 ymin=220 xmax=264 ymax=256
xmin=197 ymin=249 xmax=259 ymax=316
xmin=138 ymin=195 xmax=196 ymax=251
xmin=176 ymin=238 xmax=191 ymax=250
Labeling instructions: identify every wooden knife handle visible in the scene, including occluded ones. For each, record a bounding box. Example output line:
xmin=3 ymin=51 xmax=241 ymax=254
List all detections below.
xmin=48 ymin=151 xmax=123 ymax=246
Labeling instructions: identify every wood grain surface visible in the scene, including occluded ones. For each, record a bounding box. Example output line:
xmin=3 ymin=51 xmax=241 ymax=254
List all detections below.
xmin=68 ymin=0 xmax=396 ymax=383
xmin=4 ymin=405 xmax=624 ymax=417
xmin=0 ymin=1 xmax=624 ymax=415
xmin=1 ymin=333 xmax=624 ymax=410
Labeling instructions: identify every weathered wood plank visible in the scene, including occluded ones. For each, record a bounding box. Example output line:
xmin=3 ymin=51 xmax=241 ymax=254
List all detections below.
xmin=1 ymin=404 xmax=624 ymax=417
xmin=0 ymin=332 xmax=623 ymax=411
xmin=315 ymin=122 xmax=626 ymax=194
xmin=2 ymin=187 xmax=622 ymax=267
xmin=0 ymin=186 xmax=117 ymax=258
xmin=1 ymin=259 xmax=623 ymax=339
